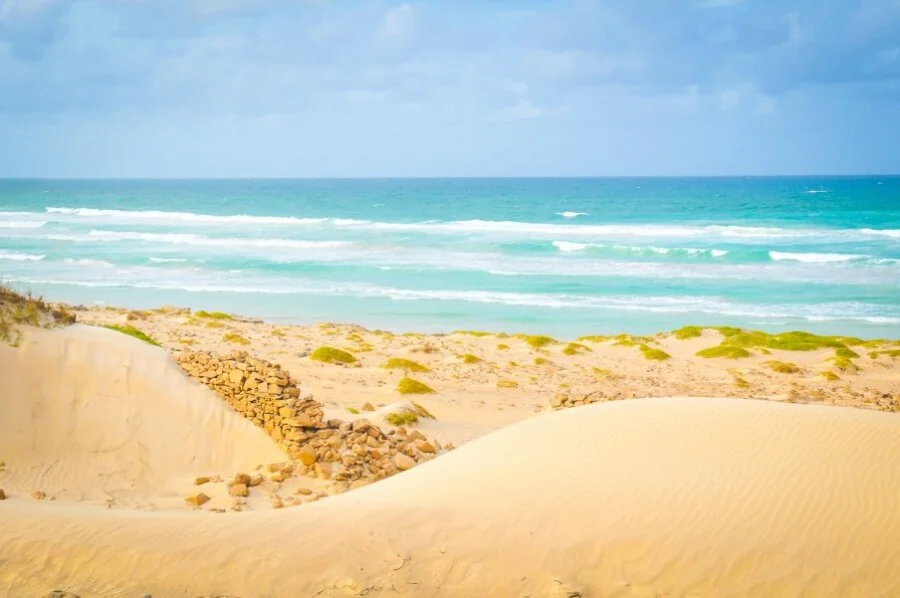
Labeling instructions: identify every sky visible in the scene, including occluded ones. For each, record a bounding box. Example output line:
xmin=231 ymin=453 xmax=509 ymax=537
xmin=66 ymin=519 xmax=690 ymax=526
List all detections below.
xmin=0 ymin=0 xmax=898 ymax=178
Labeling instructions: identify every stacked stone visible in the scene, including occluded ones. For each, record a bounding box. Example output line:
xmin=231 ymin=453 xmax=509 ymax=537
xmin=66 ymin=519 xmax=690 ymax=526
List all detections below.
xmin=550 ymin=390 xmax=625 ymax=410
xmin=175 ymin=349 xmax=441 ymax=489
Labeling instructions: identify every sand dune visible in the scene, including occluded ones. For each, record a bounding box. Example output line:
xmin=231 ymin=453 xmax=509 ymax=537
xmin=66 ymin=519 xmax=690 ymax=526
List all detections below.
xmin=1 ymin=327 xmax=898 ymax=597
xmin=0 ymin=325 xmax=285 ymax=504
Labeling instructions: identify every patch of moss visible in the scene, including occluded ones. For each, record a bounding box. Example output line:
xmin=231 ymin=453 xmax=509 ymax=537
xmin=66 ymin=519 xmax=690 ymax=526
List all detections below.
xmin=496 ymin=379 xmax=519 ymax=389
xmin=195 ymin=310 xmax=233 ymax=320
xmin=384 ymin=411 xmax=419 ymax=426
xmin=766 ymin=360 xmax=800 ymax=374
xmin=310 ymin=346 xmax=357 ymax=364
xmin=396 ymin=377 xmax=435 ymax=395
xmin=461 ymin=353 xmax=482 ymax=364
xmin=383 ymin=357 xmax=430 ymax=372
xmin=820 ymin=371 xmax=840 ymax=381
xmin=497 ymin=343 xmax=510 ymax=350
xmin=672 ymin=325 xmax=703 ymax=340
xmin=102 ymin=324 xmax=161 ymax=347
xmin=562 ymin=342 xmax=591 ymax=355
xmin=223 ymin=333 xmax=250 ymax=345
xmin=514 ymin=334 xmax=557 ymax=348
xmin=696 ymin=345 xmax=751 ymax=359
xmin=639 ymin=344 xmax=671 ymax=361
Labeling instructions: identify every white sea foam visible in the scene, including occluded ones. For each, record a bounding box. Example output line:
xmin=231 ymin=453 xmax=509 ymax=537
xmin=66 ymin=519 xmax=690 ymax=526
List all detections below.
xmin=49 ymin=230 xmax=351 ymax=250
xmin=148 ymin=257 xmax=189 ymax=263
xmin=860 ymin=228 xmax=900 ymax=238
xmin=769 ymin=251 xmax=862 ymax=264
xmin=556 ymin=211 xmax=589 ymax=218
xmin=47 ymin=207 xmax=330 ymax=226
xmin=711 ymin=249 xmax=729 ymax=257
xmin=0 ymin=220 xmax=46 ymax=229
xmin=551 ymin=241 xmax=591 ymax=252
xmin=0 ymin=250 xmax=45 ymax=261
xmin=62 ymin=258 xmax=114 ymax=267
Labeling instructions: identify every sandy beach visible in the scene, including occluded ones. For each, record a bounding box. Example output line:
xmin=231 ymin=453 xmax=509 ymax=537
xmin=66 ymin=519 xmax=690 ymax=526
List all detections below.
xmin=1 ymin=296 xmax=899 ymax=596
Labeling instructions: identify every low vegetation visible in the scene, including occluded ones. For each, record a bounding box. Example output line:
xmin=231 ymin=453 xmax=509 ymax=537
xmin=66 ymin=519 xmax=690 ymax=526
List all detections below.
xmin=696 ymin=345 xmax=751 ymax=359
xmin=384 ymin=411 xmax=419 ymax=426
xmin=577 ymin=335 xmax=612 ymax=343
xmin=728 ymin=370 xmax=750 ymax=388
xmin=383 ymin=357 xmax=430 ymax=373
xmin=592 ymin=367 xmax=618 ymax=379
xmin=672 ymin=325 xmax=703 ymax=340
xmin=0 ymin=284 xmax=75 ymax=345
xmin=639 ymin=344 xmax=671 ymax=361
xmin=346 ymin=407 xmax=360 ymax=414
xmin=271 ymin=329 xmax=285 ymax=337
xmin=103 ymin=324 xmax=161 ymax=347
xmin=820 ymin=371 xmax=840 ymax=381
xmin=222 ymin=333 xmax=250 ymax=345
xmin=412 ymin=402 xmax=436 ymax=419
xmin=534 ymin=357 xmax=551 ymax=365
xmin=766 ymin=360 xmax=800 ymax=374
xmin=497 ymin=343 xmax=510 ymax=350
xmin=496 ymin=379 xmax=519 ymax=389
xmin=310 ymin=346 xmax=357 ymax=364
xmin=514 ymin=334 xmax=557 ymax=348
xmin=195 ymin=310 xmax=233 ymax=320
xmin=461 ymin=353 xmax=482 ymax=364
xmin=396 ymin=377 xmax=436 ymax=395
xmin=870 ymin=349 xmax=900 ymax=359
xmin=453 ymin=330 xmax=494 ymax=337
xmin=562 ymin=342 xmax=591 ymax=355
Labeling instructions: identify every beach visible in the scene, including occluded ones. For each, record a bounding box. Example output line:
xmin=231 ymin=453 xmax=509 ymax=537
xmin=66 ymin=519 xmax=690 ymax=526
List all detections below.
xmin=1 ymin=293 xmax=899 ymax=596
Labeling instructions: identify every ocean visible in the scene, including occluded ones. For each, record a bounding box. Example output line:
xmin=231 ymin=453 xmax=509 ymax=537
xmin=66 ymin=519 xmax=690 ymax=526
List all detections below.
xmin=1 ymin=177 xmax=899 ymax=339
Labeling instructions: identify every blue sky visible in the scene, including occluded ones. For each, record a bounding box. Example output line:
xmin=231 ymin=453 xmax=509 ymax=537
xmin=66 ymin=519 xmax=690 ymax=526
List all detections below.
xmin=0 ymin=0 xmax=898 ymax=177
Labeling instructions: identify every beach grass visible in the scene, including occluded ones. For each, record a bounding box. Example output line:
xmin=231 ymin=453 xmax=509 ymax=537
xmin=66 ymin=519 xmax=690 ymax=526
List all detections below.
xmin=222 ymin=333 xmax=250 ymax=345
xmin=195 ymin=310 xmax=233 ymax=321
xmin=396 ymin=377 xmax=435 ymax=395
xmin=696 ymin=345 xmax=751 ymax=359
xmin=672 ymin=325 xmax=703 ymax=340
xmin=496 ymin=379 xmax=519 ymax=389
xmin=639 ymin=344 xmax=671 ymax=361
xmin=766 ymin=360 xmax=800 ymax=374
xmin=384 ymin=411 xmax=419 ymax=426
xmin=562 ymin=342 xmax=591 ymax=355
xmin=102 ymin=324 xmax=161 ymax=347
xmin=461 ymin=353 xmax=482 ymax=364
xmin=310 ymin=346 xmax=357 ymax=364
xmin=383 ymin=358 xmax=430 ymax=372
xmin=514 ymin=334 xmax=557 ymax=348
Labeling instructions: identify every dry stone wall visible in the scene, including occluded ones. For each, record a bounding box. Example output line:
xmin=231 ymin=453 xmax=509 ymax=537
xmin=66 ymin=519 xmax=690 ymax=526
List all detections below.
xmin=175 ymin=349 xmax=442 ymax=489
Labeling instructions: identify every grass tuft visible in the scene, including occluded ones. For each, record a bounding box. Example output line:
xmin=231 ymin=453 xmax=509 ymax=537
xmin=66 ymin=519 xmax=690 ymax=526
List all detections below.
xmin=497 ymin=343 xmax=510 ymax=350
xmin=102 ymin=324 xmax=161 ymax=347
xmin=533 ymin=357 xmax=551 ymax=365
xmin=672 ymin=325 xmax=703 ymax=340
xmin=310 ymin=346 xmax=357 ymax=364
xmin=461 ymin=353 xmax=482 ymax=364
xmin=496 ymin=379 xmax=519 ymax=389
xmin=222 ymin=333 xmax=250 ymax=345
xmin=195 ymin=310 xmax=233 ymax=320
xmin=514 ymin=334 xmax=557 ymax=348
xmin=696 ymin=345 xmax=751 ymax=359
xmin=396 ymin=377 xmax=436 ymax=395
xmin=562 ymin=342 xmax=592 ymax=355
xmin=384 ymin=411 xmax=419 ymax=426
xmin=453 ymin=330 xmax=494 ymax=337
xmin=765 ymin=360 xmax=800 ymax=374
xmin=577 ymin=335 xmax=611 ymax=343
xmin=820 ymin=371 xmax=840 ymax=381
xmin=383 ymin=358 xmax=430 ymax=372
xmin=412 ymin=402 xmax=436 ymax=419
xmin=639 ymin=344 xmax=671 ymax=361
xmin=346 ymin=407 xmax=360 ymax=414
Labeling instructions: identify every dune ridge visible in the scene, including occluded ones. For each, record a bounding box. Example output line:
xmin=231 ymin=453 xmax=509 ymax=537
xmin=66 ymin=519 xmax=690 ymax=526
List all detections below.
xmin=0 ymin=325 xmax=898 ymax=596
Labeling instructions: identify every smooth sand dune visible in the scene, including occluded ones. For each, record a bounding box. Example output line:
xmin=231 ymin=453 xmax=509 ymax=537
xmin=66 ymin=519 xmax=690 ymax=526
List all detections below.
xmin=0 ymin=325 xmax=285 ymax=504
xmin=1 ymin=327 xmax=898 ymax=598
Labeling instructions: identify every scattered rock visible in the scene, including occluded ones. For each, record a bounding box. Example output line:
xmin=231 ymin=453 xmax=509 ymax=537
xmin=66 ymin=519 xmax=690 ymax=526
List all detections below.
xmin=184 ymin=493 xmax=211 ymax=507
xmin=31 ymin=490 xmax=46 ymax=501
xmin=229 ymin=483 xmax=249 ymax=498
xmin=43 ymin=592 xmax=82 ymax=598
xmin=194 ymin=476 xmax=212 ymax=486
xmin=232 ymin=473 xmax=251 ymax=486
xmin=0 ymin=488 xmax=5 ymax=500
xmin=361 ymin=402 xmax=375 ymax=411
xmin=415 ymin=440 xmax=437 ymax=454
xmin=295 ymin=487 xmax=313 ymax=495
xmin=393 ymin=454 xmax=416 ymax=471
xmin=248 ymin=473 xmax=264 ymax=487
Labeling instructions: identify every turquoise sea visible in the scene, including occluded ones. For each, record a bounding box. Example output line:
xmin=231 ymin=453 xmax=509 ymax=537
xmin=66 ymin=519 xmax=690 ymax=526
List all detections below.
xmin=1 ymin=177 xmax=899 ymax=338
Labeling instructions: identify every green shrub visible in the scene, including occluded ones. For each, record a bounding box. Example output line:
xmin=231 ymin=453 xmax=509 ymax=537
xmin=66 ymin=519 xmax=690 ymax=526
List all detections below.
xmin=310 ymin=346 xmax=357 ymax=364
xmin=384 ymin=411 xmax=419 ymax=426
xmin=195 ymin=310 xmax=233 ymax=320
xmin=514 ymin=334 xmax=557 ymax=348
xmin=672 ymin=326 xmax=703 ymax=340
xmin=696 ymin=345 xmax=751 ymax=359
xmin=396 ymin=377 xmax=435 ymax=394
xmin=383 ymin=358 xmax=430 ymax=372
xmin=766 ymin=360 xmax=800 ymax=374
xmin=223 ymin=333 xmax=250 ymax=345
xmin=102 ymin=324 xmax=161 ymax=347
xmin=639 ymin=344 xmax=671 ymax=361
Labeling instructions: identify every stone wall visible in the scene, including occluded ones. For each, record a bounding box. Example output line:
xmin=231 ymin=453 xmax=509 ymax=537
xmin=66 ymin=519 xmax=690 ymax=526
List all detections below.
xmin=175 ymin=349 xmax=441 ymax=489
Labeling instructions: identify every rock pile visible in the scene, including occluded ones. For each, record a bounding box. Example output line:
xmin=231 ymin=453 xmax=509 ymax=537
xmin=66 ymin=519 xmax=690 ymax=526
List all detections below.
xmin=550 ymin=390 xmax=627 ymax=410
xmin=175 ymin=349 xmax=443 ymax=490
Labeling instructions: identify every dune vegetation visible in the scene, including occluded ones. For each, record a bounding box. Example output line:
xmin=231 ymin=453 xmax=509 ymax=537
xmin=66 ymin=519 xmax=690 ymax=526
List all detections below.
xmin=103 ymin=324 xmax=161 ymax=347
xmin=383 ymin=357 xmax=431 ymax=372
xmin=310 ymin=346 xmax=357 ymax=364
xmin=396 ymin=377 xmax=436 ymax=395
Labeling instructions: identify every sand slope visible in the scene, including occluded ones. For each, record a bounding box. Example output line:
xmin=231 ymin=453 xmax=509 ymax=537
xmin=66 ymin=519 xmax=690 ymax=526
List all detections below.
xmin=0 ymin=325 xmax=285 ymax=503
xmin=2 ymin=358 xmax=899 ymax=598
